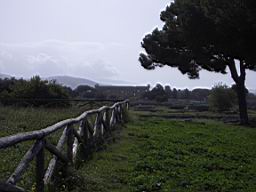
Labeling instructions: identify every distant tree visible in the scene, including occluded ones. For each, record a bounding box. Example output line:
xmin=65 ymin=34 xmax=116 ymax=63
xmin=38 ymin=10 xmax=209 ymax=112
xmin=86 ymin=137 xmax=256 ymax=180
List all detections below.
xmin=208 ymin=84 xmax=237 ymax=112
xmin=164 ymin=85 xmax=172 ymax=97
xmin=143 ymin=84 xmax=168 ymax=102
xmin=139 ymin=0 xmax=256 ymax=124
xmin=62 ymin=86 xmax=75 ymax=98
xmin=191 ymin=88 xmax=211 ymax=101
xmin=0 ymin=77 xmax=17 ymax=93
xmin=75 ymin=85 xmax=94 ymax=93
xmin=0 ymin=76 xmax=70 ymax=107
xmin=74 ymin=85 xmax=95 ymax=98
xmin=47 ymin=82 xmax=70 ymax=107
xmin=183 ymin=88 xmax=190 ymax=100
xmin=177 ymin=89 xmax=182 ymax=99
xmin=172 ymin=88 xmax=178 ymax=99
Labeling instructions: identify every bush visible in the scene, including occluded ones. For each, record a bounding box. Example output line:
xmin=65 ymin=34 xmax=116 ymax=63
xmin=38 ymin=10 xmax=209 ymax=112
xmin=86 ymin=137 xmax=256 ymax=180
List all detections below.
xmin=208 ymin=83 xmax=237 ymax=112
xmin=0 ymin=76 xmax=70 ymax=107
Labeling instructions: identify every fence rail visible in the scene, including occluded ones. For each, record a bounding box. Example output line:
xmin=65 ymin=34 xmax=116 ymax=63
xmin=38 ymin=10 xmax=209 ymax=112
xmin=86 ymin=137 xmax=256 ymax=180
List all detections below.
xmin=0 ymin=100 xmax=129 ymax=192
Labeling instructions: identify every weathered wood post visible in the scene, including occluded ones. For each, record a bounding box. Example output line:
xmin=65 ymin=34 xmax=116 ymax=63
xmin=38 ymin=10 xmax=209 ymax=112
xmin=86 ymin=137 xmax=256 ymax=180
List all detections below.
xmin=120 ymin=105 xmax=124 ymax=122
xmin=95 ymin=111 xmax=104 ymax=148
xmin=36 ymin=144 xmax=45 ymax=192
xmin=7 ymin=140 xmax=44 ymax=185
xmin=126 ymin=101 xmax=129 ymax=110
xmin=44 ymin=127 xmax=68 ymax=192
xmin=80 ymin=120 xmax=88 ymax=145
xmin=100 ymin=111 xmax=105 ymax=138
xmin=78 ymin=119 xmax=89 ymax=159
xmin=106 ymin=108 xmax=111 ymax=131
xmin=85 ymin=117 xmax=94 ymax=155
xmin=113 ymin=107 xmax=117 ymax=125
xmin=117 ymin=106 xmax=121 ymax=123
xmin=93 ymin=112 xmax=99 ymax=138
xmin=67 ymin=124 xmax=74 ymax=164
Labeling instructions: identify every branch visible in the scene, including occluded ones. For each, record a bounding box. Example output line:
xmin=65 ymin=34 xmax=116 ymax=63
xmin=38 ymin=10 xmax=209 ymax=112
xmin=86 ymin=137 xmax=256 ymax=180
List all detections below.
xmin=228 ymin=59 xmax=239 ymax=83
xmin=239 ymin=60 xmax=246 ymax=81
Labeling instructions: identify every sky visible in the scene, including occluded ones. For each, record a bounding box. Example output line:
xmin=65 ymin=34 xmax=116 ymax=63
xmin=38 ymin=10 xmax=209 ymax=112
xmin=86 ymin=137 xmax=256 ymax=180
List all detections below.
xmin=0 ymin=0 xmax=255 ymax=89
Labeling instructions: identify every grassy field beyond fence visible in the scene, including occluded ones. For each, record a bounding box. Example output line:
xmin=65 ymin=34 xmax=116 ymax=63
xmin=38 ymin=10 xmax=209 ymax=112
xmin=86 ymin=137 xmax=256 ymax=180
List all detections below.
xmin=71 ymin=110 xmax=256 ymax=192
xmin=1 ymin=106 xmax=256 ymax=192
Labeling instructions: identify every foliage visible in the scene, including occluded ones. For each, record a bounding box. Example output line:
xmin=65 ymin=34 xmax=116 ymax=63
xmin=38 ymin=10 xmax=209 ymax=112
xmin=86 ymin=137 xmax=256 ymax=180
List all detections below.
xmin=0 ymin=76 xmax=70 ymax=107
xmin=143 ymin=84 xmax=211 ymax=102
xmin=191 ymin=88 xmax=211 ymax=101
xmin=74 ymin=85 xmax=94 ymax=98
xmin=208 ymin=84 xmax=237 ymax=112
xmin=74 ymin=85 xmax=109 ymax=99
xmin=143 ymin=84 xmax=168 ymax=102
xmin=139 ymin=0 xmax=256 ymax=76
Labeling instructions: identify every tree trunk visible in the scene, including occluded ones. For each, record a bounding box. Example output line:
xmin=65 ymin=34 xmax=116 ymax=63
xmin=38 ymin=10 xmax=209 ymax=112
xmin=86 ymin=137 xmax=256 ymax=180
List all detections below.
xmin=236 ymin=80 xmax=249 ymax=125
xmin=228 ymin=59 xmax=249 ymax=125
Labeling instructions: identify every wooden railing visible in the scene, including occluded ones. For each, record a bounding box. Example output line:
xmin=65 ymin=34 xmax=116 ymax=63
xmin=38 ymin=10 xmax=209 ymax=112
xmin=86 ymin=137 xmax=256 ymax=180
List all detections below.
xmin=0 ymin=100 xmax=129 ymax=192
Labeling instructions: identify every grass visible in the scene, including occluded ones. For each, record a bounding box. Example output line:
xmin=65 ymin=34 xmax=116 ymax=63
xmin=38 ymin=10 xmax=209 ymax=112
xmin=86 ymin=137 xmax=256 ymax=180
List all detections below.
xmin=66 ymin=111 xmax=256 ymax=192
xmin=1 ymin=106 xmax=256 ymax=191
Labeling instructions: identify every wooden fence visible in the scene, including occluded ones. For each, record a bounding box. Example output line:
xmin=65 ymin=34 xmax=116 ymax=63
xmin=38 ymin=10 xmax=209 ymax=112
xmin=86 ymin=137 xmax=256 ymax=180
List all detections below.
xmin=0 ymin=100 xmax=129 ymax=192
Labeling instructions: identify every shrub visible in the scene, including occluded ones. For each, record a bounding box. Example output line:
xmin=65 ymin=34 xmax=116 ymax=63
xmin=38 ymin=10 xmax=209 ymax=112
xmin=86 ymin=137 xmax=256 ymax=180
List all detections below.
xmin=208 ymin=83 xmax=237 ymax=112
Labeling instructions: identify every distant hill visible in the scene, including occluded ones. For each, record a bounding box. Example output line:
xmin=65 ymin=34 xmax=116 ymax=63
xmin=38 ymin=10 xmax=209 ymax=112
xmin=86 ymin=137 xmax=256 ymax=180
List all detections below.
xmin=0 ymin=73 xmax=12 ymax=79
xmin=0 ymin=74 xmax=132 ymax=89
xmin=98 ymin=78 xmax=133 ymax=86
xmin=47 ymin=76 xmax=97 ymax=89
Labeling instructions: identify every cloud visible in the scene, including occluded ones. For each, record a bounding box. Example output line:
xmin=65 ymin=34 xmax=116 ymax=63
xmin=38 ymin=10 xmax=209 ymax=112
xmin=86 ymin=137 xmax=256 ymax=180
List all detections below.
xmin=0 ymin=40 xmax=119 ymax=80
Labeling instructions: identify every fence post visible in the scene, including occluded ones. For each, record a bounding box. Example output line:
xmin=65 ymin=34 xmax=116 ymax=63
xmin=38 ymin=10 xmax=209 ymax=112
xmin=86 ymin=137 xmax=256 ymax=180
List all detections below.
xmin=93 ymin=112 xmax=99 ymax=138
xmin=80 ymin=120 xmax=88 ymax=145
xmin=67 ymin=124 xmax=74 ymax=164
xmin=96 ymin=111 xmax=104 ymax=147
xmin=106 ymin=108 xmax=110 ymax=131
xmin=113 ymin=107 xmax=117 ymax=125
xmin=100 ymin=111 xmax=105 ymax=138
xmin=36 ymin=143 xmax=44 ymax=192
xmin=126 ymin=101 xmax=129 ymax=110
xmin=120 ymin=105 xmax=124 ymax=122
xmin=117 ymin=106 xmax=121 ymax=123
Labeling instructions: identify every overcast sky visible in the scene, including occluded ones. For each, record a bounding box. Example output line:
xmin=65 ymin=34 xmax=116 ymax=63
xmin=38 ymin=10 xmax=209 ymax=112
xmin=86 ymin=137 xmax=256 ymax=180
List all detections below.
xmin=0 ymin=0 xmax=255 ymax=89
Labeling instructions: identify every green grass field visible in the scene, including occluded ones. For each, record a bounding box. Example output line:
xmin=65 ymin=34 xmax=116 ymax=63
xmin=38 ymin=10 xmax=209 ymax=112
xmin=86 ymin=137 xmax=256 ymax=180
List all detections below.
xmin=1 ymin=106 xmax=256 ymax=191
xmin=66 ymin=111 xmax=256 ymax=192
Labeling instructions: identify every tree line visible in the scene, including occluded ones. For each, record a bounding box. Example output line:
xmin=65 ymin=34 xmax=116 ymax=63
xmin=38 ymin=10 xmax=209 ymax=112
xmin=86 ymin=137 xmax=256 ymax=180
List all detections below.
xmin=1 ymin=76 xmax=255 ymax=114
xmin=0 ymin=76 xmax=70 ymax=107
xmin=0 ymin=77 xmax=108 ymax=107
xmin=143 ymin=84 xmax=211 ymax=102
xmin=143 ymin=83 xmax=256 ymax=112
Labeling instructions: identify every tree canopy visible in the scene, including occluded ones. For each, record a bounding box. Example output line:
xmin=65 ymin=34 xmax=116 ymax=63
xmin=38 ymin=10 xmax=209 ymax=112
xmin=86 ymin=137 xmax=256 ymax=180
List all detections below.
xmin=139 ymin=0 xmax=256 ymax=124
xmin=140 ymin=0 xmax=256 ymax=76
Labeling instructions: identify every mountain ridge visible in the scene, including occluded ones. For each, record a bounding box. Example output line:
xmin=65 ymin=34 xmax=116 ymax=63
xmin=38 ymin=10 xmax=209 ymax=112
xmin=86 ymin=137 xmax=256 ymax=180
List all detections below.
xmin=0 ymin=73 xmax=134 ymax=89
xmin=46 ymin=75 xmax=97 ymax=89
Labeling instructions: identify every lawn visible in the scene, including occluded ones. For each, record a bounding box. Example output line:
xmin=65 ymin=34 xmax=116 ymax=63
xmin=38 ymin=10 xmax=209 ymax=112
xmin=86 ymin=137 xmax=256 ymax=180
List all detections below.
xmin=1 ymin=106 xmax=256 ymax=192
xmin=67 ymin=111 xmax=256 ymax=192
